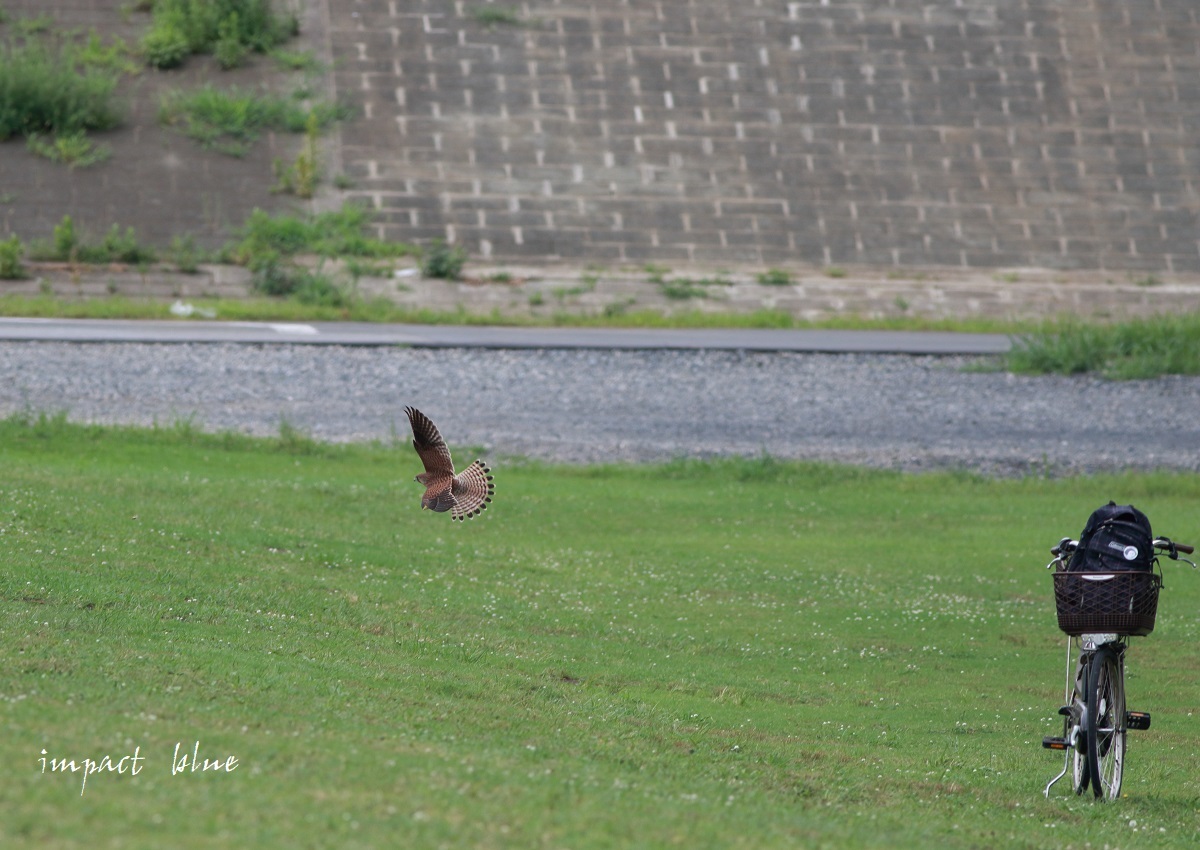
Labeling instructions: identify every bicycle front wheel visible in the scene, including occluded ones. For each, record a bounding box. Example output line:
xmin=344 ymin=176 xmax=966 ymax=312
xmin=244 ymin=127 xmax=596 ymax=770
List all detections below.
xmin=1085 ymin=646 xmax=1126 ymax=800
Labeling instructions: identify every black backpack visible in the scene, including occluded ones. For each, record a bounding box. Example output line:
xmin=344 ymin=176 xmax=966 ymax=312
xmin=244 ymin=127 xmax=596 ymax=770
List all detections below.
xmin=1068 ymin=502 xmax=1155 ymax=572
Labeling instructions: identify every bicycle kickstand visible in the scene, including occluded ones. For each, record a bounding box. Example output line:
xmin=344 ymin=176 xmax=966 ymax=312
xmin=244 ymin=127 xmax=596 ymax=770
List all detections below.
xmin=1042 ymin=635 xmax=1077 ymax=798
xmin=1044 ymin=756 xmax=1070 ymax=798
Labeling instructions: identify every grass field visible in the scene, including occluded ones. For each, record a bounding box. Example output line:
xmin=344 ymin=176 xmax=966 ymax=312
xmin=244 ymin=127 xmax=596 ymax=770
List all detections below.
xmin=2 ymin=415 xmax=1199 ymax=849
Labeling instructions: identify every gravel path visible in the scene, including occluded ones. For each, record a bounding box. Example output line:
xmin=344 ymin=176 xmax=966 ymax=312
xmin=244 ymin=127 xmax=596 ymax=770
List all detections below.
xmin=1 ymin=342 xmax=1198 ymax=476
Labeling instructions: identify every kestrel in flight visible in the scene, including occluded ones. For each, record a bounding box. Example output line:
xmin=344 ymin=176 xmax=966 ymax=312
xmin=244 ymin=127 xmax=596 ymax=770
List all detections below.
xmin=404 ymin=406 xmax=494 ymax=521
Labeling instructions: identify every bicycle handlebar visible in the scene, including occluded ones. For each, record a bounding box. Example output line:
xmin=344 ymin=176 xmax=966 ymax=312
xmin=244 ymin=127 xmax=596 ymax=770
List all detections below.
xmin=1153 ymin=537 xmax=1195 ymax=558
xmin=1050 ymin=538 xmax=1077 ymax=557
xmin=1047 ymin=537 xmax=1196 ymax=567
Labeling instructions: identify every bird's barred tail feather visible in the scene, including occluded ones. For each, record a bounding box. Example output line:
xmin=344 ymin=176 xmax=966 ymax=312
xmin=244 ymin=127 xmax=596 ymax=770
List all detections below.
xmin=450 ymin=460 xmax=495 ymax=521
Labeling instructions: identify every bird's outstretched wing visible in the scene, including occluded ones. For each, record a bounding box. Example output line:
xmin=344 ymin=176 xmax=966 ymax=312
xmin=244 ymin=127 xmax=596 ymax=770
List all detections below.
xmin=405 ymin=406 xmax=455 ymax=477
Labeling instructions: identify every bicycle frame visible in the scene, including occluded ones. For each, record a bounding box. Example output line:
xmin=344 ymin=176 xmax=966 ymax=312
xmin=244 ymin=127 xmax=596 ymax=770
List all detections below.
xmin=1043 ymin=632 xmax=1128 ymax=799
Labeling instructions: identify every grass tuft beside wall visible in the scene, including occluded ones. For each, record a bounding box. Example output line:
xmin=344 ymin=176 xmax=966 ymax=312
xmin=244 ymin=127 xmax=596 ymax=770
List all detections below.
xmin=1007 ymin=312 xmax=1200 ymax=378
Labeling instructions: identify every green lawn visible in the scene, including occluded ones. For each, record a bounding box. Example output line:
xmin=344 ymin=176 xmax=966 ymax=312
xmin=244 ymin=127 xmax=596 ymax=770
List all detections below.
xmin=2 ymin=416 xmax=1199 ymax=848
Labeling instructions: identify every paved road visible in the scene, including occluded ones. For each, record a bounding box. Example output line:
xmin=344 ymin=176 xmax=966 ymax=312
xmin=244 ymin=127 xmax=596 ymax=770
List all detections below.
xmin=0 ymin=317 xmax=1012 ymax=354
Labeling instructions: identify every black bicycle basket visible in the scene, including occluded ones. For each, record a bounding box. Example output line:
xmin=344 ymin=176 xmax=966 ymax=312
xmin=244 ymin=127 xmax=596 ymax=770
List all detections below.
xmin=1052 ymin=570 xmax=1162 ymax=636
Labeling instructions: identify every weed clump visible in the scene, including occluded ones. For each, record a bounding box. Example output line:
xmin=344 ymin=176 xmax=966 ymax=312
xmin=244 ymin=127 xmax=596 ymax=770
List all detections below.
xmin=159 ymin=84 xmax=345 ymax=157
xmin=420 ymin=241 xmax=467 ymax=280
xmin=272 ymin=110 xmax=320 ymax=197
xmin=0 ymin=234 xmax=26 ymax=279
xmin=140 ymin=21 xmax=190 ymax=69
xmin=756 ymin=268 xmax=792 ymax=286
xmin=228 ymin=206 xmax=417 ymax=307
xmin=167 ymin=235 xmax=203 ymax=273
xmin=142 ymin=0 xmax=298 ymax=69
xmin=28 ymin=215 xmax=156 ymax=265
xmin=245 ymin=253 xmax=347 ymax=307
xmin=0 ymin=38 xmax=123 ymax=141
xmin=658 ymin=275 xmax=731 ymax=301
xmin=469 ymin=5 xmax=526 ymax=28
xmin=231 ymin=206 xmax=415 ymax=263
xmin=26 ymin=130 xmax=110 ymax=168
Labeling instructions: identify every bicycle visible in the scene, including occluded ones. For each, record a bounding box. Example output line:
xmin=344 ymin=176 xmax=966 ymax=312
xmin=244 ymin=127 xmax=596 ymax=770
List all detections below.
xmin=1041 ymin=536 xmax=1195 ymax=800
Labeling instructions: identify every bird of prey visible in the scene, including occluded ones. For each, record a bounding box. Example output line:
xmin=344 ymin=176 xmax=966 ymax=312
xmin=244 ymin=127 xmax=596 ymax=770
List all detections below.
xmin=404 ymin=406 xmax=494 ymax=521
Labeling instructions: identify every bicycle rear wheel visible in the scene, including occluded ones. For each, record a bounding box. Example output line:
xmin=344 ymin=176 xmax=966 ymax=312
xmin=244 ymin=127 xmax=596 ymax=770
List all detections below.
xmin=1085 ymin=646 xmax=1126 ymax=800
